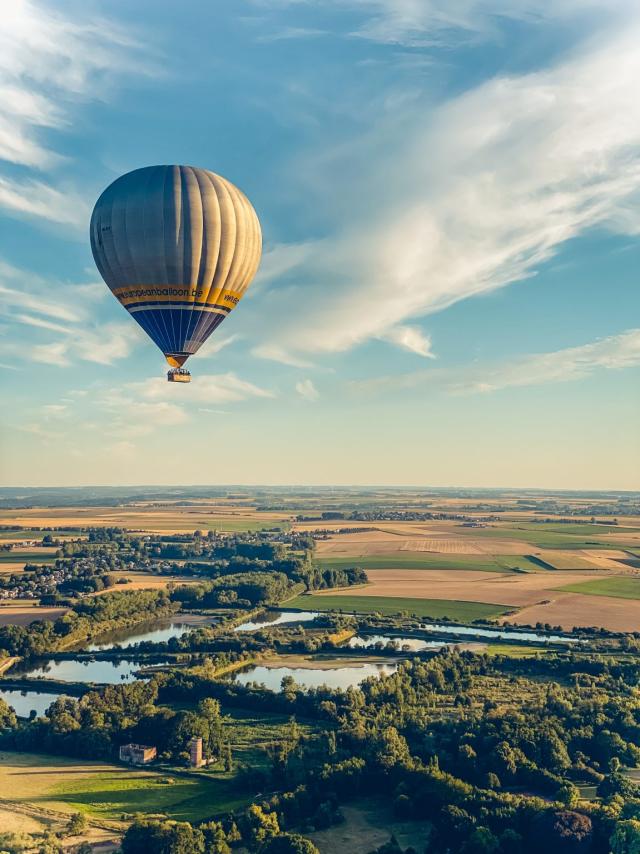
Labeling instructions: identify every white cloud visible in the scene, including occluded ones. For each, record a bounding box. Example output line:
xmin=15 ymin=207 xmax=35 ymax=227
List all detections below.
xmin=136 ymin=372 xmax=275 ymax=404
xmin=347 ymin=0 xmax=619 ymax=46
xmin=452 ymin=328 xmax=640 ymax=394
xmin=295 ymin=378 xmax=320 ymax=400
xmin=31 ymin=340 xmax=70 ymax=367
xmin=14 ymin=313 xmax=72 ymax=334
xmin=252 ymin=14 xmax=640 ymax=358
xmin=354 ymin=328 xmax=640 ymax=395
xmin=0 ymin=177 xmax=90 ymax=228
xmin=252 ymin=344 xmax=314 ymax=368
xmin=0 ymin=259 xmax=145 ymax=368
xmin=28 ymin=322 xmax=142 ymax=368
xmin=0 ymin=0 xmax=149 ymax=226
xmin=383 ymin=325 xmax=435 ymax=357
xmin=196 ymin=333 xmax=240 ymax=358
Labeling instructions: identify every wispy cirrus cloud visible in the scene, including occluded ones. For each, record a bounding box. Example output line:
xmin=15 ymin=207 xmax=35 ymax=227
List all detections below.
xmin=251 ymin=10 xmax=640 ymax=361
xmin=252 ymin=0 xmax=624 ymax=46
xmin=353 ymin=329 xmax=640 ymax=395
xmin=0 ymin=258 xmax=140 ymax=368
xmin=452 ymin=329 xmax=640 ymax=395
xmin=0 ymin=0 xmax=150 ymax=228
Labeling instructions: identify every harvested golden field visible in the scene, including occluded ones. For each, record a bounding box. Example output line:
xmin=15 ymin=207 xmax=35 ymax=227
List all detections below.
xmin=312 ymin=568 xmax=611 ymax=608
xmin=0 ymin=561 xmax=28 ymax=573
xmin=534 ymin=550 xmax=605 ymax=570
xmin=0 ymin=503 xmax=290 ymax=534
xmin=101 ymin=572 xmax=202 ymax=591
xmin=505 ymin=593 xmax=640 ymax=633
xmin=314 ymin=526 xmax=533 ymax=557
xmin=0 ymin=602 xmax=67 ymax=626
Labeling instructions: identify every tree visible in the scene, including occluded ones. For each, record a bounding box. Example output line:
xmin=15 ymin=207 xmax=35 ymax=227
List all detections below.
xmin=65 ymin=812 xmax=87 ymax=836
xmin=557 ymin=782 xmax=580 ymax=809
xmin=258 ymin=833 xmax=319 ymax=854
xmin=201 ymin=820 xmax=231 ymax=854
xmin=532 ymin=810 xmax=593 ymax=853
xmin=461 ymin=827 xmax=500 ymax=854
xmin=121 ymin=819 xmax=205 ymax=854
xmin=611 ymin=820 xmax=640 ymax=854
xmin=246 ymin=805 xmax=280 ymax=849
xmin=0 ymin=698 xmax=17 ymax=730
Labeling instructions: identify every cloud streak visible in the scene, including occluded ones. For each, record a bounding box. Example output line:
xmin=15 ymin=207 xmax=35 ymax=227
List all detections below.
xmin=353 ymin=329 xmax=640 ymax=395
xmin=252 ymin=9 xmax=640 ymax=361
xmin=0 ymin=0 xmax=149 ymax=227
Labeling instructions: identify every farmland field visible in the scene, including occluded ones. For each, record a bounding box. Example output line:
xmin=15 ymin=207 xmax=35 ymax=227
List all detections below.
xmin=0 ymin=505 xmax=290 ymax=534
xmin=0 ymin=602 xmax=67 ymax=626
xmin=288 ymin=593 xmax=509 ymax=621
xmin=316 ymin=553 xmax=530 ymax=572
xmin=557 ymin=577 xmax=640 ymax=600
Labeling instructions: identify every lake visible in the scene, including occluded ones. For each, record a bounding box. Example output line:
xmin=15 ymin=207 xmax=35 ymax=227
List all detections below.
xmin=85 ymin=616 xmax=215 ymax=650
xmin=16 ymin=657 xmax=167 ymax=684
xmin=233 ymin=610 xmax=320 ymax=632
xmin=234 ymin=660 xmax=398 ymax=691
xmin=419 ymin=622 xmax=578 ymax=643
xmin=0 ymin=688 xmax=61 ymax=718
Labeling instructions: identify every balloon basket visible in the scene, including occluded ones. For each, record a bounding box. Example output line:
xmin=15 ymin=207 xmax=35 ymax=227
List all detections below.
xmin=167 ymin=368 xmax=191 ymax=383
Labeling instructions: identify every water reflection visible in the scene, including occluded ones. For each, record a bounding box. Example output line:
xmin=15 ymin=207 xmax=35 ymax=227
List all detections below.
xmin=86 ymin=618 xmax=214 ymax=651
xmin=234 ymin=661 xmax=398 ymax=691
xmin=348 ymin=634 xmax=447 ymax=651
xmin=234 ymin=611 xmax=320 ymax=632
xmin=0 ymin=689 xmax=61 ymax=718
xmin=420 ymin=623 xmax=578 ymax=643
xmin=19 ymin=658 xmax=166 ymax=684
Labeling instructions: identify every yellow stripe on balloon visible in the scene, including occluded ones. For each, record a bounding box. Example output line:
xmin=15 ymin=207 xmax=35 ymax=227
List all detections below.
xmin=112 ymin=285 xmax=243 ymax=308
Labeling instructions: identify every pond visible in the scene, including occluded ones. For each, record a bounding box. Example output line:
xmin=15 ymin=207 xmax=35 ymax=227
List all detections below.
xmin=419 ymin=623 xmax=578 ymax=643
xmin=233 ymin=660 xmax=398 ymax=692
xmin=347 ymin=634 xmax=448 ymax=651
xmin=16 ymin=657 xmax=167 ymax=684
xmin=0 ymin=688 xmax=61 ymax=718
xmin=233 ymin=610 xmax=320 ymax=632
xmin=85 ymin=616 xmax=215 ymax=650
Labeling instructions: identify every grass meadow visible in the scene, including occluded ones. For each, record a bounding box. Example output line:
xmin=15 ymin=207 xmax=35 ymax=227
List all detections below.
xmin=557 ymin=577 xmax=640 ymax=600
xmin=0 ymin=751 xmax=246 ymax=823
xmin=288 ymin=593 xmax=509 ymax=621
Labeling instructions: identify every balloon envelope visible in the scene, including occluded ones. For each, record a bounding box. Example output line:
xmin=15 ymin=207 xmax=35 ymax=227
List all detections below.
xmin=90 ymin=164 xmax=262 ymax=368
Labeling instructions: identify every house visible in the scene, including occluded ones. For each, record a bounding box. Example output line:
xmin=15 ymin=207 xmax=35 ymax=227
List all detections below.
xmin=119 ymin=743 xmax=157 ymax=765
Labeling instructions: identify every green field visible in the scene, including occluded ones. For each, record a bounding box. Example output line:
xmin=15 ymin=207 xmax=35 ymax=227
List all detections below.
xmin=288 ymin=594 xmax=509 ymax=621
xmin=53 ymin=768 xmax=244 ymax=821
xmin=0 ymin=552 xmax=56 ymax=564
xmin=557 ymin=577 xmax=640 ymax=601
xmin=471 ymin=525 xmax=632 ymax=549
xmin=0 ymin=751 xmax=247 ymax=823
xmin=316 ymin=554 xmax=542 ymax=573
xmin=205 ymin=518 xmax=288 ymax=533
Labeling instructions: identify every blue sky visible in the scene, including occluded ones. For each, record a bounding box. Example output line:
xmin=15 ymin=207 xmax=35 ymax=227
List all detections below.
xmin=0 ymin=0 xmax=638 ymax=489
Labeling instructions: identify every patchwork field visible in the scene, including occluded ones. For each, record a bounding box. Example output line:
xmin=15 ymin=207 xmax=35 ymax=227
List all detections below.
xmin=313 ymin=568 xmax=615 ymax=607
xmin=2 ymin=502 xmax=639 ymax=633
xmin=0 ymin=504 xmax=290 ymax=534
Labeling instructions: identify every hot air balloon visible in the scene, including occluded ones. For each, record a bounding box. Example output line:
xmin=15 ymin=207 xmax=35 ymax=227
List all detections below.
xmin=90 ymin=165 xmax=262 ymax=383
